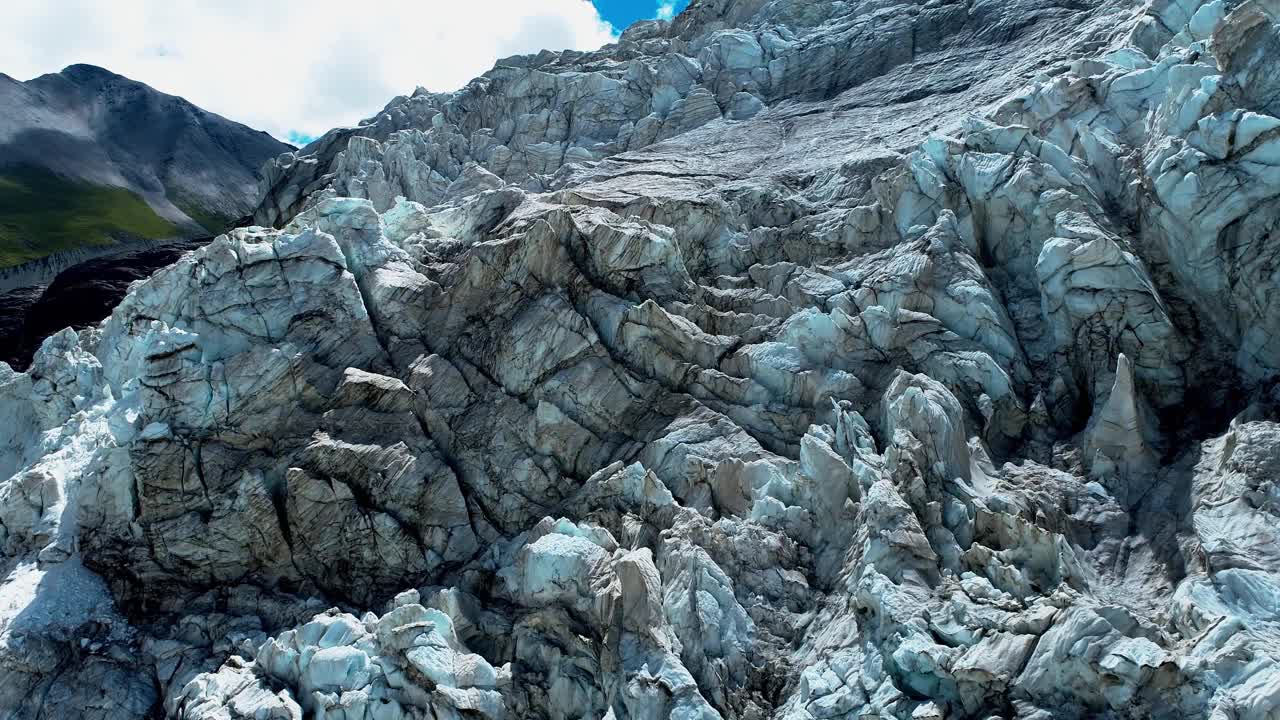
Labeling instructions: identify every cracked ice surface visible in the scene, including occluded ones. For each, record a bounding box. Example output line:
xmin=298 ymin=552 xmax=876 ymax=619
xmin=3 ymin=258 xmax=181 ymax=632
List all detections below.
xmin=3 ymin=0 xmax=1280 ymax=718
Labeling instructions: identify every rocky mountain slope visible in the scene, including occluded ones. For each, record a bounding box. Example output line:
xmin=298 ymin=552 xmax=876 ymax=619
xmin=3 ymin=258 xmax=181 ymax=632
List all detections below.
xmin=0 ymin=64 xmax=288 ymax=267
xmin=2 ymin=0 xmax=1280 ymax=718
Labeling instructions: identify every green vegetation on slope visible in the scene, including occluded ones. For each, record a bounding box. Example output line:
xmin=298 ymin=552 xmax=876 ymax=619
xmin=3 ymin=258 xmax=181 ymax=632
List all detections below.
xmin=169 ymin=191 xmax=235 ymax=235
xmin=0 ymin=164 xmax=179 ymax=268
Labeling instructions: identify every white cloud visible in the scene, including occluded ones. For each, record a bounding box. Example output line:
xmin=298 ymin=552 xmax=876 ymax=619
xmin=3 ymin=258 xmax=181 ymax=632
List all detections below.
xmin=0 ymin=0 xmax=618 ymax=143
xmin=656 ymin=1 xmax=677 ymax=20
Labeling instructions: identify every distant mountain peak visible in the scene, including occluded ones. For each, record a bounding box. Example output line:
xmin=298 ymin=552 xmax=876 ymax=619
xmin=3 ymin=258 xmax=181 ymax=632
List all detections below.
xmin=0 ymin=64 xmax=290 ymax=268
xmin=59 ymin=63 xmax=119 ymax=80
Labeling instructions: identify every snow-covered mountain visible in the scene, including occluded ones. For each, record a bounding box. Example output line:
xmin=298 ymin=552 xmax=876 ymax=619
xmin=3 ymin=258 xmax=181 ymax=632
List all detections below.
xmin=2 ymin=1 xmax=1280 ymax=719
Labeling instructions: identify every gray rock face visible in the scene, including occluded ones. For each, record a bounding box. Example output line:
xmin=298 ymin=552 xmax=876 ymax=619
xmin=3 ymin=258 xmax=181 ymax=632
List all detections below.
xmin=0 ymin=64 xmax=290 ymax=235
xmin=3 ymin=1 xmax=1280 ymax=719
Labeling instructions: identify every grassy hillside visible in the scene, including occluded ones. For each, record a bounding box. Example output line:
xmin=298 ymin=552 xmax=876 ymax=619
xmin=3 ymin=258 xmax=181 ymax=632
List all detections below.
xmin=0 ymin=164 xmax=179 ymax=268
xmin=169 ymin=191 xmax=236 ymax=235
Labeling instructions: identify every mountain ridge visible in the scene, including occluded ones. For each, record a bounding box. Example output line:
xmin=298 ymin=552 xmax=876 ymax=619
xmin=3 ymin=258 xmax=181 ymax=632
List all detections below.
xmin=0 ymin=63 xmax=289 ymax=267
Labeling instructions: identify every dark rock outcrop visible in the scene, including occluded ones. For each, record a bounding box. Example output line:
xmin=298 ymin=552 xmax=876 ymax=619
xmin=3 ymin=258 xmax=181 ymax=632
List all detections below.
xmin=0 ymin=239 xmax=206 ymax=370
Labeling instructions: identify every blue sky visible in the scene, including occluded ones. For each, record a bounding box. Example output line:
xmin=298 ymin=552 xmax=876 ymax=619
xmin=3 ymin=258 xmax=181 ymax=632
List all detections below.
xmin=594 ymin=0 xmax=688 ymax=30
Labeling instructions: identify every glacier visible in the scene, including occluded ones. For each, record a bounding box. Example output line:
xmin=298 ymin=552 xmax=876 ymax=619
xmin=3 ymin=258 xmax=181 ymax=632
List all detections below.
xmin=2 ymin=0 xmax=1280 ymax=718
